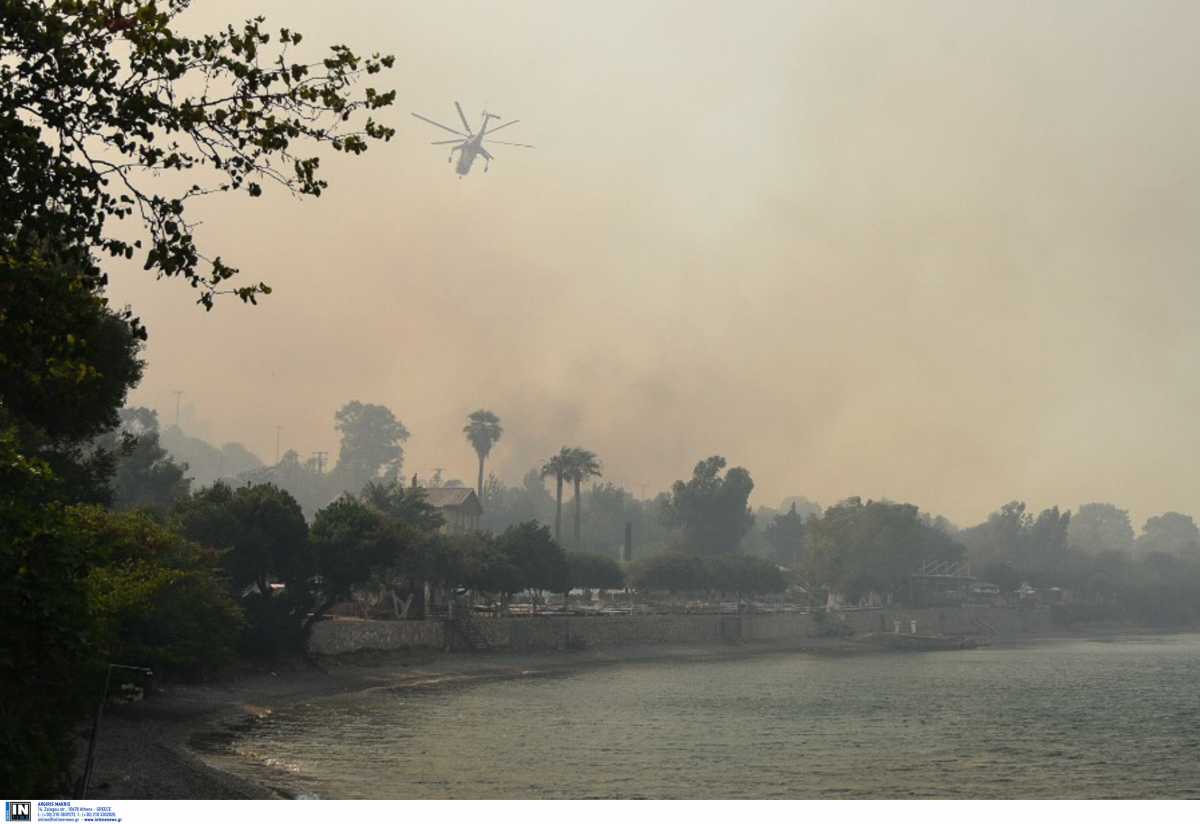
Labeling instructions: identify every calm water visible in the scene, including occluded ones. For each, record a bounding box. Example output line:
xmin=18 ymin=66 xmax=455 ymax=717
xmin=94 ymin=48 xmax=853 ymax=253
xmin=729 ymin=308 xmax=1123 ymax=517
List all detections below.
xmin=202 ymin=634 xmax=1200 ymax=798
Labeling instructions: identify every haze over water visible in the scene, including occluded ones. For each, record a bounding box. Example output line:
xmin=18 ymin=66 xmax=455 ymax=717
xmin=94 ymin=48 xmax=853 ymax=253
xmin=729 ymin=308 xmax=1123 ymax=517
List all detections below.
xmin=202 ymin=634 xmax=1200 ymax=798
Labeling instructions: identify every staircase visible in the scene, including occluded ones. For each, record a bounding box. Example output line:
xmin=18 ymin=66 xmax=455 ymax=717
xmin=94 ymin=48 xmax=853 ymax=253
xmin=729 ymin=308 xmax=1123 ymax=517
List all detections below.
xmin=448 ymin=614 xmax=491 ymax=652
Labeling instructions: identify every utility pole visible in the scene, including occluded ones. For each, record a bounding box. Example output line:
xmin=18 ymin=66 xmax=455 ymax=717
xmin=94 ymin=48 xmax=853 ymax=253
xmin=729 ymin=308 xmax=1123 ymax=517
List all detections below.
xmin=274 ymin=425 xmax=283 ymax=464
xmin=313 ymin=451 xmax=327 ymax=475
xmin=171 ymin=390 xmax=183 ymax=427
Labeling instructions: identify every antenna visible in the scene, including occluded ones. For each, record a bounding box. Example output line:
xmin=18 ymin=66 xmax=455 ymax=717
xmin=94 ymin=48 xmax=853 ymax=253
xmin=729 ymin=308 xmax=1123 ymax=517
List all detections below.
xmin=274 ymin=425 xmax=283 ymax=464
xmin=171 ymin=390 xmax=183 ymax=427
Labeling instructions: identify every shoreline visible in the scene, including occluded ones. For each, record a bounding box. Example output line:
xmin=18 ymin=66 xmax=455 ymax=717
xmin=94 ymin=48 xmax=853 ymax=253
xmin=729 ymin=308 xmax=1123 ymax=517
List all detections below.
xmin=78 ymin=627 xmax=1197 ymax=799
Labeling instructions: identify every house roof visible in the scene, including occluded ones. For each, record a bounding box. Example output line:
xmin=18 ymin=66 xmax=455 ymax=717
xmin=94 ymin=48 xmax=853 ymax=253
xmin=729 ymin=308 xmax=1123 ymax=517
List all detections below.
xmin=421 ymin=487 xmax=479 ymax=509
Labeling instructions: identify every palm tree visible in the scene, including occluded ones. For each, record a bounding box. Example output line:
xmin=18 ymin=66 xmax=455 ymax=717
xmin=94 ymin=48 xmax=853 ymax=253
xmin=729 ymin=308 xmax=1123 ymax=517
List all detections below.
xmin=564 ymin=447 xmax=602 ymax=550
xmin=540 ymin=448 xmax=572 ymax=544
xmin=463 ymin=409 xmax=503 ymax=502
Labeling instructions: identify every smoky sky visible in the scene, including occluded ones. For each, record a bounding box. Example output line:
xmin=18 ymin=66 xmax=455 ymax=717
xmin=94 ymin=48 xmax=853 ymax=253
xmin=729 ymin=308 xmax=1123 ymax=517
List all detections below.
xmin=108 ymin=0 xmax=1200 ymax=527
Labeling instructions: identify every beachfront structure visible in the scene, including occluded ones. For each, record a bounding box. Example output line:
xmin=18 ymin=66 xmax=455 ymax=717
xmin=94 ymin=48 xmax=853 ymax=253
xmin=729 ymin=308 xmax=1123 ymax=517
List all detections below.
xmin=422 ymin=487 xmax=483 ymax=534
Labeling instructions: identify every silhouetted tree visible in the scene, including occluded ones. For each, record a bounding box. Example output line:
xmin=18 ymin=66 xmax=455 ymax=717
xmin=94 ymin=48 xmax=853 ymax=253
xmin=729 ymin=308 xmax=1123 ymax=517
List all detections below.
xmin=309 ymin=496 xmax=408 ymax=632
xmin=1029 ymin=506 xmax=1071 ymax=559
xmin=540 ymin=449 xmax=572 ymax=544
xmin=564 ymin=447 xmax=602 ymax=550
xmin=2 ymin=0 xmax=395 ymax=311
xmin=496 ymin=521 xmax=567 ymax=599
xmin=89 ymin=408 xmax=191 ymax=511
xmin=2 ymin=0 xmax=394 ymax=792
xmin=361 ymin=480 xmax=445 ymax=533
xmin=765 ymin=503 xmax=807 ymax=567
xmin=174 ymin=482 xmax=311 ymax=599
xmin=1069 ymin=502 xmax=1135 ymax=555
xmin=1137 ymin=512 xmax=1200 ymax=558
xmin=805 ymin=497 xmax=965 ymax=604
xmin=463 ymin=409 xmax=503 ymax=501
xmin=333 ymin=401 xmax=410 ymax=489
xmin=663 ymin=456 xmax=755 ymax=556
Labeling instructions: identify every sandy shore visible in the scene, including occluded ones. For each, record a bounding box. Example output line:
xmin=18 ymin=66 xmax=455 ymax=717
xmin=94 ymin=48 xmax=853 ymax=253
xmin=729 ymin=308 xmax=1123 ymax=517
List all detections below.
xmin=75 ymin=637 xmax=869 ymax=799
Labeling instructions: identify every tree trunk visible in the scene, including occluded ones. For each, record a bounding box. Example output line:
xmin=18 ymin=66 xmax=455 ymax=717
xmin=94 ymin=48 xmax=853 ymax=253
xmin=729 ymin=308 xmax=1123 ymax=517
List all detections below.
xmin=476 ymin=453 xmax=485 ymax=502
xmin=574 ymin=477 xmax=582 ymax=549
xmin=554 ymin=474 xmax=563 ymax=543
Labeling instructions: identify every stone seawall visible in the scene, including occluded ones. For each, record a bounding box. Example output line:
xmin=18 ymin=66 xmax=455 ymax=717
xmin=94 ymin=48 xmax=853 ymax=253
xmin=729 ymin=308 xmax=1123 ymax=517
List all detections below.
xmin=308 ymin=618 xmax=445 ymax=655
xmin=308 ymin=605 xmax=1050 ymax=656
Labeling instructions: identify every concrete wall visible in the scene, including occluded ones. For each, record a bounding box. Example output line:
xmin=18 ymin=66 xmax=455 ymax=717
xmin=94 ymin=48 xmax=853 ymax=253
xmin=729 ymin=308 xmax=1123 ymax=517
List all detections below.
xmin=308 ymin=618 xmax=445 ymax=655
xmin=308 ymin=605 xmax=1050 ymax=656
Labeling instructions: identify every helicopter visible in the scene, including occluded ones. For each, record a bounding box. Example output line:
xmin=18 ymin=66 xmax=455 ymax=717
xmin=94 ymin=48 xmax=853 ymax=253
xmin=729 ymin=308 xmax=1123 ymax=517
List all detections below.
xmin=411 ymin=102 xmax=534 ymax=177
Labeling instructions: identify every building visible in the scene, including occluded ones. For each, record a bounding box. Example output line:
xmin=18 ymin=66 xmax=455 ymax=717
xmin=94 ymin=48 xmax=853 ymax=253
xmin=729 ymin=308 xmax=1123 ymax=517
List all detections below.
xmin=421 ymin=487 xmax=483 ymax=534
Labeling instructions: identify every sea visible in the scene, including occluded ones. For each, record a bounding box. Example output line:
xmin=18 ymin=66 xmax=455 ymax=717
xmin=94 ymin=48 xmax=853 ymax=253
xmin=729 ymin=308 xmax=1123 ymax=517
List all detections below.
xmin=196 ymin=632 xmax=1200 ymax=798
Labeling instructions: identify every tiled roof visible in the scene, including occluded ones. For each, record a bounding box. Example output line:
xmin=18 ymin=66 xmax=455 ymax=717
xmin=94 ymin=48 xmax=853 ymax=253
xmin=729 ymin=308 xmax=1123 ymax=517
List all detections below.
xmin=420 ymin=487 xmax=478 ymax=508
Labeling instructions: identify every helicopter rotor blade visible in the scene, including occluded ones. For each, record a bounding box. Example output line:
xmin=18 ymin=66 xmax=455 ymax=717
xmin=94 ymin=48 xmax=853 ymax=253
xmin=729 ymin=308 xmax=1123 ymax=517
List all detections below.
xmin=483 ymin=119 xmax=520 ymax=135
xmin=454 ymin=101 xmax=474 ymax=133
xmin=431 ymin=139 xmax=467 ymax=145
xmin=411 ymin=112 xmax=466 ymax=137
xmin=486 ymin=140 xmax=535 ymax=148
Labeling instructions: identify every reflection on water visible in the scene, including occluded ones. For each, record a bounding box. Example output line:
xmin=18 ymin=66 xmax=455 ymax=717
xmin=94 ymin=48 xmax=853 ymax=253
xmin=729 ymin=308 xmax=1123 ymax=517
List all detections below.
xmin=198 ymin=634 xmax=1200 ymax=798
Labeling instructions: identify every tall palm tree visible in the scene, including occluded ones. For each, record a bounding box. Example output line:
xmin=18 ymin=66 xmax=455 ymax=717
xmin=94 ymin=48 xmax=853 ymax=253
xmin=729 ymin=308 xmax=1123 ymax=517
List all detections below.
xmin=540 ymin=448 xmax=572 ymax=544
xmin=564 ymin=447 xmax=602 ymax=550
xmin=463 ymin=409 xmax=503 ymax=502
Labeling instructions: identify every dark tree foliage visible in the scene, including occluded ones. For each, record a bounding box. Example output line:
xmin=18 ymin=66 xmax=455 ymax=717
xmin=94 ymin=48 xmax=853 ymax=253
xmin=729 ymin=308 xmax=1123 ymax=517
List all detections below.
xmin=1 ymin=1 xmax=393 ymax=794
xmin=495 ymin=521 xmax=567 ymax=594
xmin=1068 ymin=502 xmax=1135 ymax=555
xmin=0 ymin=250 xmax=146 ymax=506
xmin=628 ymin=552 xmax=782 ymax=596
xmin=1 ymin=0 xmax=395 ymax=308
xmin=1137 ymin=512 xmax=1200 ymax=558
xmin=764 ymin=503 xmax=807 ymax=567
xmin=708 ymin=555 xmax=786 ymax=596
xmin=0 ymin=252 xmax=145 ymax=441
xmin=663 ymin=456 xmax=755 ymax=556
xmin=564 ymin=552 xmax=625 ymax=591
xmin=309 ymin=495 xmax=408 ymax=629
xmin=463 ymin=409 xmax=502 ymax=501
xmin=93 ymin=409 xmax=191 ymax=511
xmin=562 ymin=447 xmax=602 ymax=550
xmin=361 ymin=480 xmax=445 ymax=534
xmin=540 ymin=448 xmax=572 ymax=544
xmin=107 ymin=434 xmax=189 ymax=513
xmin=0 ymin=434 xmax=94 ymax=796
xmin=805 ymin=498 xmax=965 ymax=604
xmin=451 ymin=532 xmax=524 ymax=599
xmin=174 ymin=482 xmax=311 ymax=597
xmin=629 ymin=554 xmax=708 ymax=593
xmin=69 ymin=506 xmax=243 ymax=677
